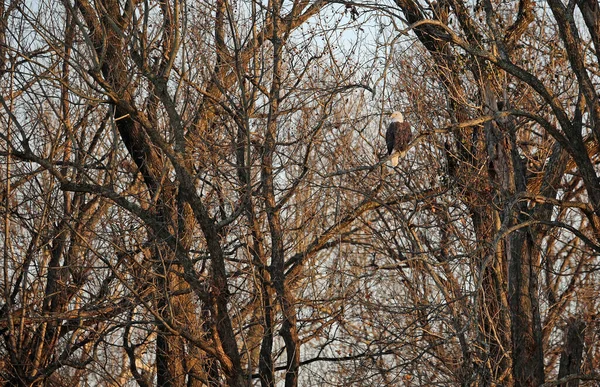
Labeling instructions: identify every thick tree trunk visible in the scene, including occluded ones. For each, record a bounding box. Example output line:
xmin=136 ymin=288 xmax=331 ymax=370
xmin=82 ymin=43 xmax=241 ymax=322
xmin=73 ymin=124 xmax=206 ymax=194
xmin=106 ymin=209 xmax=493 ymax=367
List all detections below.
xmin=507 ymin=230 xmax=545 ymax=386
xmin=485 ymin=92 xmax=545 ymax=386
xmin=557 ymin=318 xmax=586 ymax=387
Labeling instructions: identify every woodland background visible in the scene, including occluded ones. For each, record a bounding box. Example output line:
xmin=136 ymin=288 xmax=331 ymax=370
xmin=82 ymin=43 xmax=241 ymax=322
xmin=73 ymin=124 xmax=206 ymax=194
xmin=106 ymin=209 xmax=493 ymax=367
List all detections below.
xmin=1 ymin=0 xmax=600 ymax=385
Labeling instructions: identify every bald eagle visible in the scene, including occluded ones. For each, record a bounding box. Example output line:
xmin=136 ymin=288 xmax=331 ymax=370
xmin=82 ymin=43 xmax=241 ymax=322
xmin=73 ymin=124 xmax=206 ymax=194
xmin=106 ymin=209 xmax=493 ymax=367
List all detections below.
xmin=386 ymin=112 xmax=412 ymax=167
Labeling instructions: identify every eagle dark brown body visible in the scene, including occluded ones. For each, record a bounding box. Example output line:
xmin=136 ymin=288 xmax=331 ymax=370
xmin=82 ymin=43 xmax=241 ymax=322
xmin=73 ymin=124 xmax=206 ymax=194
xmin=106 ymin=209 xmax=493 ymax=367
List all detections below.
xmin=385 ymin=112 xmax=412 ymax=166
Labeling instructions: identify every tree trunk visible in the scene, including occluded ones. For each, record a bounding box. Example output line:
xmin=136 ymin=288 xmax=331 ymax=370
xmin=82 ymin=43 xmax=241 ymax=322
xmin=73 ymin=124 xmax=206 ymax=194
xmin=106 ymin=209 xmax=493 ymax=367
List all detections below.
xmin=558 ymin=318 xmax=586 ymax=387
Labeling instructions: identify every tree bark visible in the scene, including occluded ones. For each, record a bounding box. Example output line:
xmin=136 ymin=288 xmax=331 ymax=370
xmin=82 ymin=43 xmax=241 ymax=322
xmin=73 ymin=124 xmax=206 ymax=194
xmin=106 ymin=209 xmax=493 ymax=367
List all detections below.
xmin=557 ymin=318 xmax=586 ymax=387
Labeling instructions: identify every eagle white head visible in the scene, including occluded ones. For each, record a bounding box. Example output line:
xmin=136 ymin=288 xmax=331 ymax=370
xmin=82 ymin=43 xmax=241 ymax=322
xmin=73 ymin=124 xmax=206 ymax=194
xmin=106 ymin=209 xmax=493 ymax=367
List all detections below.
xmin=390 ymin=111 xmax=404 ymax=123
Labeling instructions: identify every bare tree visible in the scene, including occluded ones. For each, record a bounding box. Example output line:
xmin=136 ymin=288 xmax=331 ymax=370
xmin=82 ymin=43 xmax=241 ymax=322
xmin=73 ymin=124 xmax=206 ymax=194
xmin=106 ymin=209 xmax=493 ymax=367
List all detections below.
xmin=1 ymin=0 xmax=600 ymax=386
xmin=357 ymin=0 xmax=600 ymax=385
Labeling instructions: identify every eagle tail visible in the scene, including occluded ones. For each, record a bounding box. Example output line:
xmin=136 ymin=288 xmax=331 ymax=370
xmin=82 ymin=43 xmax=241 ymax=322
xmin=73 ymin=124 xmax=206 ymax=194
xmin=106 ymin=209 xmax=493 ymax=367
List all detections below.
xmin=389 ymin=153 xmax=400 ymax=167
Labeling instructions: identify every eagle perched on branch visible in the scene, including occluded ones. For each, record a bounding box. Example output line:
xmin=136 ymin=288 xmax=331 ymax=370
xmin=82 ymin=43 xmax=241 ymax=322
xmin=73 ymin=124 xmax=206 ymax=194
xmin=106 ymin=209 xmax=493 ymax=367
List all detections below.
xmin=386 ymin=111 xmax=412 ymax=167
